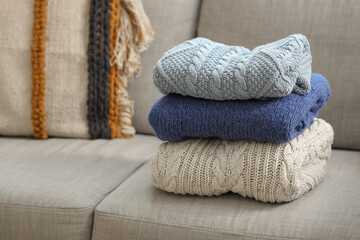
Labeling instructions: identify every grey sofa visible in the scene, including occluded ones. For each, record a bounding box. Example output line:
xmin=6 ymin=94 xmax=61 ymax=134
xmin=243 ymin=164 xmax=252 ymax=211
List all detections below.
xmin=1 ymin=0 xmax=359 ymax=239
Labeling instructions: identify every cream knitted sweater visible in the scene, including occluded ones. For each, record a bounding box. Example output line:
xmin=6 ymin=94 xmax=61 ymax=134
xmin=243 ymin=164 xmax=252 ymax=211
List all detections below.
xmin=151 ymin=118 xmax=334 ymax=203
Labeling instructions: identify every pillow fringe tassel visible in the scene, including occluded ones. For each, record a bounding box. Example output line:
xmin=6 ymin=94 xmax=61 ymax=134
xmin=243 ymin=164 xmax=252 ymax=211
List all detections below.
xmin=110 ymin=0 xmax=154 ymax=138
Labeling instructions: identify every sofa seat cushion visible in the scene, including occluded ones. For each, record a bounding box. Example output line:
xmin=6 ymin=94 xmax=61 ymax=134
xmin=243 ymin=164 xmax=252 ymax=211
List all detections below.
xmin=92 ymin=149 xmax=360 ymax=240
xmin=0 ymin=135 xmax=160 ymax=240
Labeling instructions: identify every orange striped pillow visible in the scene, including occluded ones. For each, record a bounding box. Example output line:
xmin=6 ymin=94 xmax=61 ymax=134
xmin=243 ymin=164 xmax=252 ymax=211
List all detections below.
xmin=0 ymin=0 xmax=153 ymax=139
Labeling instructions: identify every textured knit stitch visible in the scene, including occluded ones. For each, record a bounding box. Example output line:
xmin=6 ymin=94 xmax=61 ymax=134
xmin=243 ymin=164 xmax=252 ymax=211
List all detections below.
xmin=151 ymin=118 xmax=334 ymax=203
xmin=108 ymin=0 xmax=122 ymax=138
xmin=149 ymin=73 xmax=330 ymax=143
xmin=31 ymin=0 xmax=48 ymax=139
xmin=87 ymin=0 xmax=112 ymax=139
xmin=153 ymin=34 xmax=312 ymax=100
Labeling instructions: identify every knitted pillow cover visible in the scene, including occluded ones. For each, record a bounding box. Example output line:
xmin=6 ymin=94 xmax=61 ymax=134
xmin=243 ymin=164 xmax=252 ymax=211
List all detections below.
xmin=151 ymin=118 xmax=334 ymax=203
xmin=153 ymin=34 xmax=312 ymax=100
xmin=0 ymin=0 xmax=153 ymax=139
xmin=149 ymin=73 xmax=330 ymax=143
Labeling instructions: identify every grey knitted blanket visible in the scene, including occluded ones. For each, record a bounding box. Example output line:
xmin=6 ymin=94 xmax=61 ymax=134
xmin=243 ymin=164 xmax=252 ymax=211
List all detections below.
xmin=153 ymin=34 xmax=312 ymax=100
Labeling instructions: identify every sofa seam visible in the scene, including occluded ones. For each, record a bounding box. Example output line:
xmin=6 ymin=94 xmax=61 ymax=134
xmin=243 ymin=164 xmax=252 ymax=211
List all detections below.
xmin=194 ymin=0 xmax=203 ymax=37
xmin=0 ymin=202 xmax=97 ymax=213
xmin=94 ymin=211 xmax=311 ymax=240
xmin=0 ymin=159 xmax=149 ymax=213
xmin=96 ymin=160 xmax=148 ymax=206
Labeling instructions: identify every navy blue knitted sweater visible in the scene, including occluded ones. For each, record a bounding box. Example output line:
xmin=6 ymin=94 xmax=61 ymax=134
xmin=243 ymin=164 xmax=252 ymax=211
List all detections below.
xmin=148 ymin=73 xmax=330 ymax=142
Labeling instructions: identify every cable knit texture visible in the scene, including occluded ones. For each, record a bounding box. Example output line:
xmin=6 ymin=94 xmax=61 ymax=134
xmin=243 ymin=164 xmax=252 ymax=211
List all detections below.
xmin=153 ymin=34 xmax=312 ymax=100
xmin=149 ymin=73 xmax=330 ymax=142
xmin=151 ymin=118 xmax=334 ymax=203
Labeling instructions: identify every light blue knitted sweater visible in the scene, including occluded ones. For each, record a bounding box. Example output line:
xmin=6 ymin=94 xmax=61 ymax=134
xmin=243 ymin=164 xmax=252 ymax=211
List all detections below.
xmin=153 ymin=34 xmax=312 ymax=100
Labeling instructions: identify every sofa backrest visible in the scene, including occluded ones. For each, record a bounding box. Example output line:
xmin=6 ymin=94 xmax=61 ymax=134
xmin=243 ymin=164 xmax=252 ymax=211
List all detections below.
xmin=197 ymin=0 xmax=360 ymax=150
xmin=128 ymin=0 xmax=201 ymax=134
xmin=131 ymin=0 xmax=360 ymax=150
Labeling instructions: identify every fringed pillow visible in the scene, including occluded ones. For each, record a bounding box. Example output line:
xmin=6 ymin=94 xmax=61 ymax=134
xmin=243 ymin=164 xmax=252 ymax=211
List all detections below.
xmin=0 ymin=0 xmax=153 ymax=139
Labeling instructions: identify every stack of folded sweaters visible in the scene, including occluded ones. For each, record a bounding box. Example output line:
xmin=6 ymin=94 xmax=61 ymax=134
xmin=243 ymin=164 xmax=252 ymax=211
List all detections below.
xmin=148 ymin=34 xmax=334 ymax=203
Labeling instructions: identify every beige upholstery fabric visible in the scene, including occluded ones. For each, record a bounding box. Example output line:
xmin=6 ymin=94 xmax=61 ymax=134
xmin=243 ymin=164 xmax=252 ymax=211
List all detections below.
xmin=92 ymin=150 xmax=360 ymax=240
xmin=45 ymin=0 xmax=90 ymax=138
xmin=0 ymin=0 xmax=34 ymax=136
xmin=197 ymin=0 xmax=360 ymax=150
xmin=0 ymin=135 xmax=160 ymax=240
xmin=128 ymin=0 xmax=201 ymax=134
